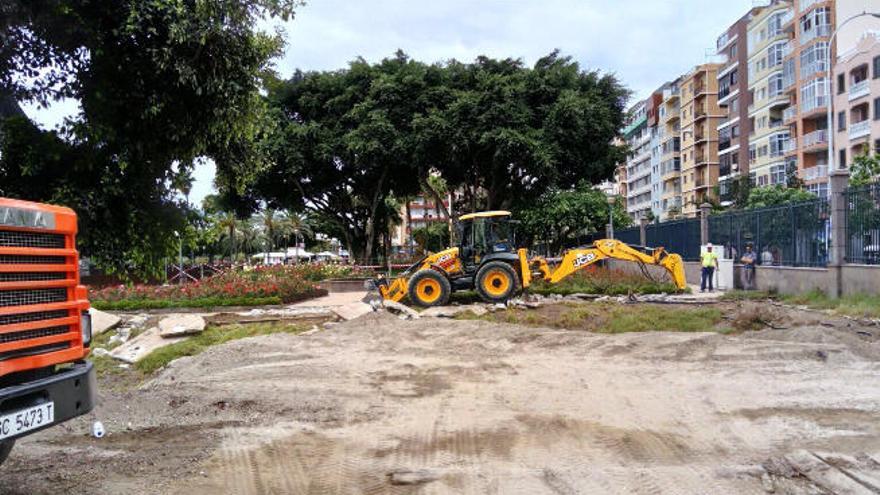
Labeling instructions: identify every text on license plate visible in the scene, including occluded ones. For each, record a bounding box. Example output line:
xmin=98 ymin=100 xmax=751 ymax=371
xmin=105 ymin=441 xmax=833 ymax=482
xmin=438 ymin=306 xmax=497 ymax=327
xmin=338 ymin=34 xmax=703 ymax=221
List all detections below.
xmin=0 ymin=402 xmax=54 ymax=440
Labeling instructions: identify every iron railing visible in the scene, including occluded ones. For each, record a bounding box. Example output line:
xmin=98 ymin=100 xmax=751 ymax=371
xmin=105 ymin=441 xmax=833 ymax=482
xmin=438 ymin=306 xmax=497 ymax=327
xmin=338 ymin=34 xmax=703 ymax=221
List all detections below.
xmin=709 ymin=199 xmax=830 ymax=267
xmin=844 ymin=182 xmax=880 ymax=265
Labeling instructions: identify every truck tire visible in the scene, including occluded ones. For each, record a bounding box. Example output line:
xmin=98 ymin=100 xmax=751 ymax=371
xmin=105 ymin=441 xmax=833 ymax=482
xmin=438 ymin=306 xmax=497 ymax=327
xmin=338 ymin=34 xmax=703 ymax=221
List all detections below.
xmin=0 ymin=440 xmax=14 ymax=466
xmin=475 ymin=261 xmax=519 ymax=303
xmin=407 ymin=269 xmax=451 ymax=307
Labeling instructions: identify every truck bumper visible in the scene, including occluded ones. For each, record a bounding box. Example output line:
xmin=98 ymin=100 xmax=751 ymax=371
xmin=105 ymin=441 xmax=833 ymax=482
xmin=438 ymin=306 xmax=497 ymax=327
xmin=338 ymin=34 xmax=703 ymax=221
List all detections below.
xmin=0 ymin=361 xmax=96 ymax=442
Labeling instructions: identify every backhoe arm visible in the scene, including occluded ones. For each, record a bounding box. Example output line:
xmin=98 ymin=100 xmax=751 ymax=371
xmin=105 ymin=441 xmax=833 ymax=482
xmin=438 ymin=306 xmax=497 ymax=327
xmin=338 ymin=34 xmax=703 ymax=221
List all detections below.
xmin=540 ymin=239 xmax=687 ymax=290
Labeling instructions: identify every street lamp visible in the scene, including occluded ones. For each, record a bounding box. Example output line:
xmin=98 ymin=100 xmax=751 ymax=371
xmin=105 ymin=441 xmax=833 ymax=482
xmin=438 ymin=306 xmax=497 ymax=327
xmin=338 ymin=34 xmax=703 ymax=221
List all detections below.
xmin=826 ymin=11 xmax=880 ymax=171
xmin=607 ymin=195 xmax=616 ymax=239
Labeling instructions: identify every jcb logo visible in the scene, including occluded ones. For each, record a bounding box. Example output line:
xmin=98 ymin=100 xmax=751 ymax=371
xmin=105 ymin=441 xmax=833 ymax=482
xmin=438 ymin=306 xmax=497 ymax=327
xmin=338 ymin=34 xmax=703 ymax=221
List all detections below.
xmin=574 ymin=253 xmax=595 ymax=267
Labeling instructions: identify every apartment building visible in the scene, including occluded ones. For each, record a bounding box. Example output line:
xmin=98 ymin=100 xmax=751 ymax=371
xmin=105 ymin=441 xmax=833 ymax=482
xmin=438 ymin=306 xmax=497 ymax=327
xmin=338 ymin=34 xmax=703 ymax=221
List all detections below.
xmin=647 ymin=87 xmax=666 ymax=219
xmin=781 ymin=0 xmax=835 ymax=196
xmin=834 ymin=32 xmax=880 ymax=168
xmin=623 ymin=100 xmax=653 ymax=219
xmin=680 ymin=64 xmax=724 ymax=216
xmin=391 ymin=194 xmax=450 ymax=254
xmin=658 ymin=80 xmax=683 ymax=219
xmin=717 ymin=10 xmax=761 ymax=204
xmin=747 ymin=0 xmax=796 ymax=189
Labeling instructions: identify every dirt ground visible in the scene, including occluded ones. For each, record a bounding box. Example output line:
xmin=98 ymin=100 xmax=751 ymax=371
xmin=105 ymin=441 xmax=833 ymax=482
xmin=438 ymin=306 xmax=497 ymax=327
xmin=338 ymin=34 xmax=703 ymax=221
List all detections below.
xmin=2 ymin=300 xmax=880 ymax=494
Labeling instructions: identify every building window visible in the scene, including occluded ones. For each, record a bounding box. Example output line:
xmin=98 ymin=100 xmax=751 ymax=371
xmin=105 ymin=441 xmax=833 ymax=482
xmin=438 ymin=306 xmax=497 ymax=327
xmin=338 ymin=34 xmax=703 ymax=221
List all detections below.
xmin=838 ymin=73 xmax=846 ymax=94
xmin=840 ymin=149 xmax=847 ymax=168
xmin=875 ymin=55 xmax=880 ymax=79
xmin=875 ymin=138 xmax=880 ymax=153
xmin=768 ymin=73 xmax=784 ymax=97
xmin=839 ymin=111 xmax=847 ymax=130
xmin=800 ymin=42 xmax=828 ymax=78
xmin=875 ymin=97 xmax=880 ymax=121
xmin=768 ymin=41 xmax=786 ymax=67
xmin=770 ymin=164 xmax=786 ymax=185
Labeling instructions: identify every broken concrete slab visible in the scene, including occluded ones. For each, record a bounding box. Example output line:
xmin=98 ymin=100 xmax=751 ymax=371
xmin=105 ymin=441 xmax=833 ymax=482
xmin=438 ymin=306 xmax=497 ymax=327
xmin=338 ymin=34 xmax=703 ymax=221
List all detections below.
xmin=332 ymin=302 xmax=374 ymax=321
xmin=110 ymin=327 xmax=187 ymax=364
xmin=382 ymin=300 xmax=420 ymax=319
xmin=420 ymin=304 xmax=487 ymax=318
xmin=158 ymin=314 xmax=206 ymax=338
xmin=89 ymin=308 xmax=122 ymax=335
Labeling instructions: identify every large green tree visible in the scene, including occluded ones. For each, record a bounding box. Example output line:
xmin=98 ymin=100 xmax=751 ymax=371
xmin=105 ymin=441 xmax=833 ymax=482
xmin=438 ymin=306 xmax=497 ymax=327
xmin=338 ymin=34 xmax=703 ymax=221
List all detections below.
xmin=243 ymin=51 xmax=628 ymax=262
xmin=0 ymin=0 xmax=297 ymax=277
xmin=413 ymin=51 xmax=629 ymax=213
xmin=518 ymin=184 xmax=631 ymax=253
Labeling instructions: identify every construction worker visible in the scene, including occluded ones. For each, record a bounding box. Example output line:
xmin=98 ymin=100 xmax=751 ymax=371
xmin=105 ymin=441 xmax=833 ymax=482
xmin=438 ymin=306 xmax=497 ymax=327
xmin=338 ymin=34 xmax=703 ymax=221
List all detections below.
xmin=700 ymin=243 xmax=719 ymax=292
xmin=740 ymin=244 xmax=757 ymax=290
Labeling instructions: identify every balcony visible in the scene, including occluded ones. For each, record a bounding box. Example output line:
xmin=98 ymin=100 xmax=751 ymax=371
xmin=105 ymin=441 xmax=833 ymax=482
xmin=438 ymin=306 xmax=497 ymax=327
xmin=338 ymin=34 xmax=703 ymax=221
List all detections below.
xmin=801 ymin=24 xmax=831 ymax=44
xmin=849 ymin=80 xmax=870 ymax=101
xmin=783 ymin=137 xmax=798 ymax=154
xmin=783 ymin=105 xmax=798 ymax=122
xmin=717 ymin=32 xmax=737 ymax=51
xmin=803 ymin=165 xmax=828 ymax=181
xmin=694 ymin=108 xmax=707 ymax=120
xmin=802 ymin=129 xmax=828 ymax=148
xmin=849 ymin=120 xmax=871 ymax=140
xmin=802 ymin=95 xmax=828 ymax=114
xmin=800 ymin=0 xmax=822 ymax=12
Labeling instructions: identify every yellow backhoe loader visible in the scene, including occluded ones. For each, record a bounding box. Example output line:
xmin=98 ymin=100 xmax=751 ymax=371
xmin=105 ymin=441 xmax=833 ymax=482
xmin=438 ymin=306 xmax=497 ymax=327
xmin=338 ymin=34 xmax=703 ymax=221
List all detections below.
xmin=374 ymin=211 xmax=687 ymax=307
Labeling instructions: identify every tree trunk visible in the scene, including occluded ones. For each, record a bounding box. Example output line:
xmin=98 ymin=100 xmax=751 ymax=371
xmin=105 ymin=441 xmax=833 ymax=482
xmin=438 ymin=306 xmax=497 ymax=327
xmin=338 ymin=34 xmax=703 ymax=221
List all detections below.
xmin=404 ymin=199 xmax=413 ymax=255
xmin=363 ymin=165 xmax=389 ymax=265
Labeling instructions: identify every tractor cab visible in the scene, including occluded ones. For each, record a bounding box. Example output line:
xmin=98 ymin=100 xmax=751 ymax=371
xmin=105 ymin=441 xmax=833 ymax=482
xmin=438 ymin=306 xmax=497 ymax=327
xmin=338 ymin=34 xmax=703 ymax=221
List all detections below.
xmin=456 ymin=211 xmax=518 ymax=273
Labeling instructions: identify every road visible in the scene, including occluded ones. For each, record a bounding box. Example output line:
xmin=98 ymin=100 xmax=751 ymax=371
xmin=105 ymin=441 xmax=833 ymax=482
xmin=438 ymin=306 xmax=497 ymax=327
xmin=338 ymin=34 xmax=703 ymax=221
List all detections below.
xmin=2 ymin=301 xmax=880 ymax=494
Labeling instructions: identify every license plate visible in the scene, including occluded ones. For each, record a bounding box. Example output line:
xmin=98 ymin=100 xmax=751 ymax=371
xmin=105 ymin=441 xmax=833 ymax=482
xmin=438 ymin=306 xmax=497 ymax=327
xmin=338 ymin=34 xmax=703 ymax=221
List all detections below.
xmin=0 ymin=402 xmax=54 ymax=441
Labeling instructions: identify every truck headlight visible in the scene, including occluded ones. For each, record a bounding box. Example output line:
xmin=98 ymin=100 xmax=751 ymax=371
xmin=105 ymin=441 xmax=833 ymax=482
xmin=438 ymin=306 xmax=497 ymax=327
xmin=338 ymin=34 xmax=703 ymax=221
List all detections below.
xmin=81 ymin=311 xmax=92 ymax=347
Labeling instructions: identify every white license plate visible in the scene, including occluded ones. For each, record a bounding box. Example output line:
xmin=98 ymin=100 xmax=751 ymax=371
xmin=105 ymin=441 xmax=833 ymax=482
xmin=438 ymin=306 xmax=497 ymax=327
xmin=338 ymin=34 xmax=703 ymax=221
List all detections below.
xmin=0 ymin=402 xmax=54 ymax=441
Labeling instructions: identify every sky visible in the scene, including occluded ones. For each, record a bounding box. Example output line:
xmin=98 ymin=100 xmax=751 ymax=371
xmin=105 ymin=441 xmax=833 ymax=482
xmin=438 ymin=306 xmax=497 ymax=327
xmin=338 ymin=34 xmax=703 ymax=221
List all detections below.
xmin=22 ymin=0 xmax=758 ymax=207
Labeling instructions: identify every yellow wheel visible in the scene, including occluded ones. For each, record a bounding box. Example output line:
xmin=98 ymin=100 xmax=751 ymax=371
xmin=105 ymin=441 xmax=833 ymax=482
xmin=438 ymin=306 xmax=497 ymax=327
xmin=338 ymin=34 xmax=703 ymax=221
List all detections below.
xmin=475 ymin=261 xmax=519 ymax=303
xmin=407 ymin=269 xmax=451 ymax=307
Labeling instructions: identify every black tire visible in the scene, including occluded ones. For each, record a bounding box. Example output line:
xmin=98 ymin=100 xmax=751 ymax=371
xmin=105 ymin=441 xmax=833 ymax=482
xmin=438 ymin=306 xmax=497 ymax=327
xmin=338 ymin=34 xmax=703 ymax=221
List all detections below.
xmin=407 ymin=269 xmax=451 ymax=308
xmin=475 ymin=261 xmax=520 ymax=303
xmin=0 ymin=440 xmax=14 ymax=466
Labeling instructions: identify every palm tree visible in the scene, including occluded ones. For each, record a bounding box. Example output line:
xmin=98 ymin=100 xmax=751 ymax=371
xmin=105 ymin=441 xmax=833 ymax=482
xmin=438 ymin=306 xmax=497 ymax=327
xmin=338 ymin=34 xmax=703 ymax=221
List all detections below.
xmin=258 ymin=209 xmax=289 ymax=251
xmin=237 ymin=219 xmax=266 ymax=258
xmin=283 ymin=211 xmax=314 ymax=264
xmin=215 ymin=212 xmax=238 ymax=262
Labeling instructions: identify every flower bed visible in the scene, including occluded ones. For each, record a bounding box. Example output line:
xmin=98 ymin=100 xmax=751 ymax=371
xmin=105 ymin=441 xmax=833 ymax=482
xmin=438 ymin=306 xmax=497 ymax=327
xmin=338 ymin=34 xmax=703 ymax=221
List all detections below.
xmin=90 ymin=264 xmax=339 ymax=310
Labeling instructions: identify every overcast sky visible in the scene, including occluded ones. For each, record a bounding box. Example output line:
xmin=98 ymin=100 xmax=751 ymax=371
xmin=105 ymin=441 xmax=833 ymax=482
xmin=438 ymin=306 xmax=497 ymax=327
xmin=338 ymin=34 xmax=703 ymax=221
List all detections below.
xmin=23 ymin=0 xmax=758 ymax=207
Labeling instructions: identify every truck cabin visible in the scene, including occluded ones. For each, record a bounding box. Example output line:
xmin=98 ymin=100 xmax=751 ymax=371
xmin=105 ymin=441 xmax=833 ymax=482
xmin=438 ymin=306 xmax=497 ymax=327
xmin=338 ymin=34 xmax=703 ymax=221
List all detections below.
xmin=456 ymin=211 xmax=518 ymax=269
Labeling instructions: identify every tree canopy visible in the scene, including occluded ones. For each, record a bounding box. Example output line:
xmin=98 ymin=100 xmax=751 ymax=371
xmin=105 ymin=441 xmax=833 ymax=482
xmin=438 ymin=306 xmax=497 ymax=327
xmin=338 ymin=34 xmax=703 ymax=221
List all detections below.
xmin=236 ymin=51 xmax=628 ymax=262
xmin=518 ymin=184 xmax=631 ymax=253
xmin=745 ymin=185 xmax=816 ymax=209
xmin=0 ymin=0 xmax=298 ymax=277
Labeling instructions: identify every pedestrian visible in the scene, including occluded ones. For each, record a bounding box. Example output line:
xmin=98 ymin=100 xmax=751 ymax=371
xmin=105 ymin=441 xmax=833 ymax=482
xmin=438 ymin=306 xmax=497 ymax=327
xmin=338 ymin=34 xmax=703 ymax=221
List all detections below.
xmin=740 ymin=244 xmax=757 ymax=290
xmin=700 ymin=243 xmax=719 ymax=292
xmin=761 ymin=246 xmax=773 ymax=265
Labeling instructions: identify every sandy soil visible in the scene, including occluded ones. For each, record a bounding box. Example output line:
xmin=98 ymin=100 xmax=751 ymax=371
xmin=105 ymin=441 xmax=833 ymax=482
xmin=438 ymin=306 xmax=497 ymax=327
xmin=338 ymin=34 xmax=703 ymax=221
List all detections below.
xmin=2 ymin=301 xmax=880 ymax=494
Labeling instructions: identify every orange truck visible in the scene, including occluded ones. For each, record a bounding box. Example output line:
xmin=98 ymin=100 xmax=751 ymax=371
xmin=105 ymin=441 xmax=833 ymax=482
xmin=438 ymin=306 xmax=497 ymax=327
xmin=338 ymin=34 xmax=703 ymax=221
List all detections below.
xmin=0 ymin=198 xmax=96 ymax=466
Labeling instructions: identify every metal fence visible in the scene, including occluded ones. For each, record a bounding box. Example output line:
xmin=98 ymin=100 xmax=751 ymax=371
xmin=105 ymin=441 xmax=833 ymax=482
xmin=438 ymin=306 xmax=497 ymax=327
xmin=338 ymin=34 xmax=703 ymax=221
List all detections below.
xmin=646 ymin=218 xmax=701 ymax=261
xmin=844 ymin=181 xmax=880 ymax=265
xmin=708 ymin=199 xmax=830 ymax=267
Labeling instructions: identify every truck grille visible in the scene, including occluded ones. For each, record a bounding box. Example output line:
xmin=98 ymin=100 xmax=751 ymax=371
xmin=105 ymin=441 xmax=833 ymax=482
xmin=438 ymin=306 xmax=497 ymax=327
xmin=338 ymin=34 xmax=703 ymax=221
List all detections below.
xmin=0 ymin=310 xmax=69 ymax=327
xmin=0 ymin=326 xmax=69 ymax=344
xmin=0 ymin=255 xmax=66 ymax=265
xmin=0 ymin=231 xmax=65 ymax=249
xmin=0 ymin=288 xmax=67 ymax=308
xmin=0 ymin=272 xmax=66 ymax=282
xmin=0 ymin=342 xmax=70 ymax=362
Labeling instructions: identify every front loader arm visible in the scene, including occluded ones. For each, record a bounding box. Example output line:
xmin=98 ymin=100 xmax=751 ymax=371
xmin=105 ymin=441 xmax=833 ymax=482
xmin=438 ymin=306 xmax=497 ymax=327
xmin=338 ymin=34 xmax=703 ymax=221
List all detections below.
xmin=540 ymin=239 xmax=687 ymax=290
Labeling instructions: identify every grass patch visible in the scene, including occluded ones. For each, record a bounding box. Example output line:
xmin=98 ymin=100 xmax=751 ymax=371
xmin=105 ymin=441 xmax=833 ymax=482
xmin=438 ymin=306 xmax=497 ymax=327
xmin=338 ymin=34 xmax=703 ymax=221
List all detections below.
xmin=135 ymin=322 xmax=308 ymax=374
xmin=92 ymin=296 xmax=282 ymax=311
xmin=464 ymin=302 xmax=724 ymax=333
xmin=781 ymin=289 xmax=880 ymax=318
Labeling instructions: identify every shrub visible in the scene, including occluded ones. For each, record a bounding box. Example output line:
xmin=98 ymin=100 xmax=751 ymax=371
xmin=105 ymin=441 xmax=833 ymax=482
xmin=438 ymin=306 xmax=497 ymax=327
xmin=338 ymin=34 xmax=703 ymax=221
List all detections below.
xmin=530 ymin=266 xmax=683 ymax=296
xmin=90 ymin=264 xmax=332 ymax=309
